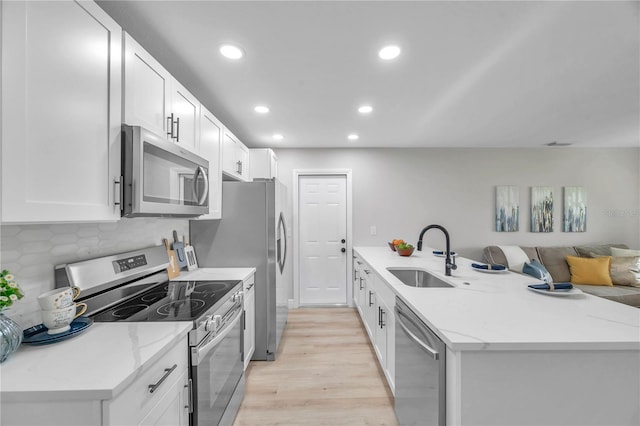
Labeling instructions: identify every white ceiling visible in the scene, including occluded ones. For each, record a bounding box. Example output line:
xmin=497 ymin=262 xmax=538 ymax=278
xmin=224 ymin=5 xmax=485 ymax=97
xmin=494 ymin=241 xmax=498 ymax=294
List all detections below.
xmin=97 ymin=1 xmax=640 ymax=149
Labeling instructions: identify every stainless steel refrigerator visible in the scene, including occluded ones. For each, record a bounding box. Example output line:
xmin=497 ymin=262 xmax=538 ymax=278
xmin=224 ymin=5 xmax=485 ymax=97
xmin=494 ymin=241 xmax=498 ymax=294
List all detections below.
xmin=190 ymin=178 xmax=290 ymax=361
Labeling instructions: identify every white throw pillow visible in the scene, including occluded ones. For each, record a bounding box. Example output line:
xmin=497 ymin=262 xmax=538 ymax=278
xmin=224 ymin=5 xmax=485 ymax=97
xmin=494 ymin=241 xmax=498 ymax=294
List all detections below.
xmin=611 ymin=247 xmax=640 ymax=257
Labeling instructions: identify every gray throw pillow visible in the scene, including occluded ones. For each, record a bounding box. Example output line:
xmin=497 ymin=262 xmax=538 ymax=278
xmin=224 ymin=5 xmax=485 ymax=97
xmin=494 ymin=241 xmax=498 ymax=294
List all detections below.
xmin=592 ymin=253 xmax=640 ymax=287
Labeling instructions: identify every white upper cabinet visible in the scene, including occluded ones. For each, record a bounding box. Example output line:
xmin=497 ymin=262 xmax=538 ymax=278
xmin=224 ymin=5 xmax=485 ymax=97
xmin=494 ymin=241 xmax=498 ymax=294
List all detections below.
xmin=222 ymin=129 xmax=250 ymax=181
xmin=198 ymin=107 xmax=223 ymax=219
xmin=170 ymin=80 xmax=200 ymax=154
xmin=123 ymin=33 xmax=200 ymax=153
xmin=1 ymin=0 xmax=122 ymax=223
xmin=123 ymin=33 xmax=171 ymax=139
xmin=250 ymin=148 xmax=278 ymax=179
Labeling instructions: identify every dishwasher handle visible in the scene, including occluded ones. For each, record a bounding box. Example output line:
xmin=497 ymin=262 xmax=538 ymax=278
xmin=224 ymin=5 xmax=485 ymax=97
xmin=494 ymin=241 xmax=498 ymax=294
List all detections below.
xmin=396 ymin=307 xmax=440 ymax=360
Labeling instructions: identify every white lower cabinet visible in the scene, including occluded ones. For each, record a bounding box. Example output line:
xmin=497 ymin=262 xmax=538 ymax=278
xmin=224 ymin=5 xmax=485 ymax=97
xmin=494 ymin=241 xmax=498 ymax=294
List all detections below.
xmin=352 ymin=257 xmax=364 ymax=315
xmin=1 ymin=336 xmax=190 ymax=426
xmin=363 ymin=270 xmax=377 ymax=339
xmin=373 ymin=275 xmax=395 ymax=392
xmin=104 ymin=336 xmax=190 ymax=426
xmin=353 ymin=260 xmax=395 ymax=394
xmin=243 ymin=274 xmax=256 ymax=370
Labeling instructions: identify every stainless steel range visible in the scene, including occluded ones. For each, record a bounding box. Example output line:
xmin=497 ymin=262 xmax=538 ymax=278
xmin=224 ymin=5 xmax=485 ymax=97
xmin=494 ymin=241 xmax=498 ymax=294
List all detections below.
xmin=55 ymin=245 xmax=245 ymax=426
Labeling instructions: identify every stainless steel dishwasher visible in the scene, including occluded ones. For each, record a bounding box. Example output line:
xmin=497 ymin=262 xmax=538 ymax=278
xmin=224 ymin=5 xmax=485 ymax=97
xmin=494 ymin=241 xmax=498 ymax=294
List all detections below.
xmin=395 ymin=297 xmax=446 ymax=426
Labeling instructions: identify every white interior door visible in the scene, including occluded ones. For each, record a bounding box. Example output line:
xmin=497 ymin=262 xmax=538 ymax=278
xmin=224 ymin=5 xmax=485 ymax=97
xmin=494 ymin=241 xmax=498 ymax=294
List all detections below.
xmin=299 ymin=175 xmax=348 ymax=305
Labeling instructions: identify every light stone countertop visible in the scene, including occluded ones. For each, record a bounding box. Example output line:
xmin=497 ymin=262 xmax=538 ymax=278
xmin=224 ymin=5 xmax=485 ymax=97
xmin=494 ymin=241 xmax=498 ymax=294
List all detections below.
xmin=0 ymin=267 xmax=256 ymax=401
xmin=174 ymin=267 xmax=256 ymax=282
xmin=355 ymin=246 xmax=640 ymax=351
xmin=0 ymin=321 xmax=192 ymax=401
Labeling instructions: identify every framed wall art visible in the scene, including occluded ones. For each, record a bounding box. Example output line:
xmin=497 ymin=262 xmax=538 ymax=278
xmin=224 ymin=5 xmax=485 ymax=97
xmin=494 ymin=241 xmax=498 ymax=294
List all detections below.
xmin=530 ymin=186 xmax=553 ymax=233
xmin=495 ymin=186 xmax=519 ymax=232
xmin=563 ymin=186 xmax=587 ymax=232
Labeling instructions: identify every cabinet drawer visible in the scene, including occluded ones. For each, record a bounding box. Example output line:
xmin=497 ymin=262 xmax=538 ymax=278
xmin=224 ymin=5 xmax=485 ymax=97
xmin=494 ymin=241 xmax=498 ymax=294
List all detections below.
xmin=104 ymin=336 xmax=188 ymax=425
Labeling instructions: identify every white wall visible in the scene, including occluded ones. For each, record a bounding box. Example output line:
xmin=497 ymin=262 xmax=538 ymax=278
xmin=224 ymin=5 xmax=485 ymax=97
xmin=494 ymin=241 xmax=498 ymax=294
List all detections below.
xmin=275 ymin=147 xmax=640 ymax=261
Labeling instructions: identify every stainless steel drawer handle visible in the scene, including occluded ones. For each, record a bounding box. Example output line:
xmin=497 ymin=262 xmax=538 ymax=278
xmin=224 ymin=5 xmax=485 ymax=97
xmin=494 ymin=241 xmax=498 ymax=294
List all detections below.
xmin=148 ymin=364 xmax=178 ymax=393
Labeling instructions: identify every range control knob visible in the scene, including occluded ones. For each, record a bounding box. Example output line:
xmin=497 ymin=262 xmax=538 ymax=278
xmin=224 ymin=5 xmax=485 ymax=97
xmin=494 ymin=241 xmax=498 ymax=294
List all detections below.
xmin=213 ymin=315 xmax=222 ymax=329
xmin=203 ymin=315 xmax=214 ymax=331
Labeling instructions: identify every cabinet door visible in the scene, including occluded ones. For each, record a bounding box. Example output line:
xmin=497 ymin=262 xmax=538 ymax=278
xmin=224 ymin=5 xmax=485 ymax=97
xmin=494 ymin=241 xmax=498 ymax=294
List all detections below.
xmin=237 ymin=143 xmax=250 ymax=180
xmin=123 ymin=32 xmax=172 ymax=138
xmin=104 ymin=338 xmax=188 ymax=425
xmin=2 ymin=0 xmax=122 ymax=223
xmin=374 ymin=297 xmax=388 ymax=369
xmin=198 ymin=107 xmax=223 ymax=219
xmin=170 ymin=80 xmax=200 ymax=153
xmin=250 ymin=148 xmax=277 ymax=179
xmin=138 ymin=369 xmax=189 ymax=426
xmin=362 ymin=271 xmax=376 ymax=339
xmin=243 ymin=281 xmax=256 ymax=370
xmin=222 ymin=130 xmax=249 ymax=181
xmin=352 ymin=261 xmax=361 ymax=310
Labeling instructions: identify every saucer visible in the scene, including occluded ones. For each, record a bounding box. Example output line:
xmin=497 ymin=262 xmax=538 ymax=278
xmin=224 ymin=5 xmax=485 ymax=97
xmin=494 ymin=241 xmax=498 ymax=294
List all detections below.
xmin=23 ymin=317 xmax=93 ymax=345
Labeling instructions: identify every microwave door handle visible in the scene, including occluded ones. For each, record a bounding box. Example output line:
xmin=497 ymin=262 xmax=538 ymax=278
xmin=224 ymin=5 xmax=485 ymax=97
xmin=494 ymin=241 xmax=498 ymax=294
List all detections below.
xmin=192 ymin=166 xmax=209 ymax=206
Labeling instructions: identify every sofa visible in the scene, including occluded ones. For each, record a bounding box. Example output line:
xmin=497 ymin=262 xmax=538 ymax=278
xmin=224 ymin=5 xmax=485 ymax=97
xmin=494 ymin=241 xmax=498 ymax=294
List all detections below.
xmin=483 ymin=244 xmax=640 ymax=307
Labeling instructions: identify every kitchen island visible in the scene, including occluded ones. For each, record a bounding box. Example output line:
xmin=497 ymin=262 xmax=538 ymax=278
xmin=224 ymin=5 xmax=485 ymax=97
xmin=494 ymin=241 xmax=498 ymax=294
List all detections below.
xmin=354 ymin=246 xmax=640 ymax=426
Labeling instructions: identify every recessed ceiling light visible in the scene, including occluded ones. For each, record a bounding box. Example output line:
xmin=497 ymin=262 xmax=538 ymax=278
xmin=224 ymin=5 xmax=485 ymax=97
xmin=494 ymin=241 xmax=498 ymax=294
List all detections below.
xmin=358 ymin=105 xmax=373 ymax=114
xmin=347 ymin=134 xmax=359 ymax=141
xmin=254 ymin=105 xmax=270 ymax=114
xmin=378 ymin=45 xmax=401 ymax=60
xmin=273 ymin=134 xmax=284 ymax=141
xmin=219 ymin=44 xmax=244 ymax=60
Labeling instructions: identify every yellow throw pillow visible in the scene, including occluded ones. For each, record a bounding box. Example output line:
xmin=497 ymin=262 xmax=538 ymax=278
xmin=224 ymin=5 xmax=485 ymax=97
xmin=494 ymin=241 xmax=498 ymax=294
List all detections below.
xmin=566 ymin=255 xmax=613 ymax=286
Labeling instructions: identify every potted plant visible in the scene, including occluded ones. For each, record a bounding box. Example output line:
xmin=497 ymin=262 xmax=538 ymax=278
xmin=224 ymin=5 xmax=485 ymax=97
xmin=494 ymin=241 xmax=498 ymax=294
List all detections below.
xmin=0 ymin=270 xmax=24 ymax=362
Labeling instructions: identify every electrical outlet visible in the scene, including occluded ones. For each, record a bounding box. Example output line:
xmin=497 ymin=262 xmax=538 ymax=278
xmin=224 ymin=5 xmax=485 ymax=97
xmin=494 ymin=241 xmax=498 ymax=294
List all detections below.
xmin=370 ymin=226 xmax=377 ymax=236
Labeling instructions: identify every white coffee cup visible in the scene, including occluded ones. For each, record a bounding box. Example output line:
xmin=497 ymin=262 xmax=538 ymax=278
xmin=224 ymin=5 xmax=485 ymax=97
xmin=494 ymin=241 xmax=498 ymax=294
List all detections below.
xmin=41 ymin=303 xmax=87 ymax=334
xmin=38 ymin=286 xmax=80 ymax=311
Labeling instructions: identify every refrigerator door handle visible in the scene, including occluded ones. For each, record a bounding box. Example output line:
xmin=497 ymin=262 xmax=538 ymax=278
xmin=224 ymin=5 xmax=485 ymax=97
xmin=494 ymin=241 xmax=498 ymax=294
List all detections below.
xmin=277 ymin=212 xmax=287 ymax=273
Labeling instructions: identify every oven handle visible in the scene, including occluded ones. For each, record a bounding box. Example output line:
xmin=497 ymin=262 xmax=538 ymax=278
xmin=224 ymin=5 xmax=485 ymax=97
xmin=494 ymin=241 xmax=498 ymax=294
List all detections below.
xmin=191 ymin=307 xmax=242 ymax=366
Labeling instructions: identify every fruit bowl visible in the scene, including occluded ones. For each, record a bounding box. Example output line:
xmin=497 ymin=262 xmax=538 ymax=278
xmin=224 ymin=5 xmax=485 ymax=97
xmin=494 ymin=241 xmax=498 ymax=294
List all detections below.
xmin=387 ymin=242 xmax=397 ymax=251
xmin=397 ymin=247 xmax=415 ymax=257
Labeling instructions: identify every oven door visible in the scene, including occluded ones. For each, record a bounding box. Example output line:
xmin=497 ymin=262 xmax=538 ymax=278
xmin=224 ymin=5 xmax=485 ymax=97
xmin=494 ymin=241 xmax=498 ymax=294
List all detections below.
xmin=190 ymin=307 xmax=244 ymax=426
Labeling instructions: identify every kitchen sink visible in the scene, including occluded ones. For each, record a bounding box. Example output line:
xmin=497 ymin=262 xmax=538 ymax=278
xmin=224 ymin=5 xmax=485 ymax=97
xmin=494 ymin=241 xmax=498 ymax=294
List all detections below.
xmin=386 ymin=268 xmax=454 ymax=288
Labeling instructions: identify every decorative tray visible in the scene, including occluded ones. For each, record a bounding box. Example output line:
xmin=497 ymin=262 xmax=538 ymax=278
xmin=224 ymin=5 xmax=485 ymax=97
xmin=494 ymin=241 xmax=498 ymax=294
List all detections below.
xmin=22 ymin=317 xmax=93 ymax=345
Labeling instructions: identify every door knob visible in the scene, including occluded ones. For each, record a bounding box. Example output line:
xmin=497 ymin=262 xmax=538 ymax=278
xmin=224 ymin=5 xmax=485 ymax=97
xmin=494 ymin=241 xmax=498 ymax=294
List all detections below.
xmin=341 ymin=248 xmax=346 ymax=253
xmin=341 ymin=239 xmax=346 ymax=244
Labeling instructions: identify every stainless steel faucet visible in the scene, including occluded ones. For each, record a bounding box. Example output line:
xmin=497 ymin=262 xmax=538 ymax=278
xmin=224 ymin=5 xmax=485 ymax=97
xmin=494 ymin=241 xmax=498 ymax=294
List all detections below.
xmin=417 ymin=224 xmax=457 ymax=276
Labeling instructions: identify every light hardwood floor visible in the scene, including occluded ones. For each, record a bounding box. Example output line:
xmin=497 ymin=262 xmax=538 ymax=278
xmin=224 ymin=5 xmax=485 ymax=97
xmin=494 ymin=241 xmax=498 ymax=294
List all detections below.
xmin=233 ymin=307 xmax=398 ymax=426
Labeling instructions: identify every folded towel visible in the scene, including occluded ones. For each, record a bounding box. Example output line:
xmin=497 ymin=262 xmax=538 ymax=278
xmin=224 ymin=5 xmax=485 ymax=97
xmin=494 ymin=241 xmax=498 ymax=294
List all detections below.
xmin=433 ymin=250 xmax=456 ymax=256
xmin=528 ymin=282 xmax=573 ymax=291
xmin=472 ymin=263 xmax=506 ymax=271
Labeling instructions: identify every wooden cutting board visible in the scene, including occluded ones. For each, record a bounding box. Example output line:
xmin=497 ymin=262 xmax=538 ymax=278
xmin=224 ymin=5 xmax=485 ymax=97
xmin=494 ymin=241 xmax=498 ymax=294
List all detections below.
xmin=163 ymin=238 xmax=180 ymax=279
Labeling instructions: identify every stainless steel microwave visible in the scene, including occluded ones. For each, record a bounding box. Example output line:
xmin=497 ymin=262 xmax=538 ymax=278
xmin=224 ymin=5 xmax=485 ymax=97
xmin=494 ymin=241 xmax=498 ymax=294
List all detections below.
xmin=121 ymin=125 xmax=209 ymax=218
